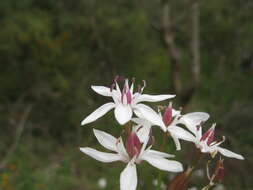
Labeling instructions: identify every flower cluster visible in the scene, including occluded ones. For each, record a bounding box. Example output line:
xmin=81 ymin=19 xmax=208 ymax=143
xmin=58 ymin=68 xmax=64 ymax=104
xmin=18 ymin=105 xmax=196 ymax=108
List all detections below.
xmin=79 ymin=77 xmax=244 ymax=190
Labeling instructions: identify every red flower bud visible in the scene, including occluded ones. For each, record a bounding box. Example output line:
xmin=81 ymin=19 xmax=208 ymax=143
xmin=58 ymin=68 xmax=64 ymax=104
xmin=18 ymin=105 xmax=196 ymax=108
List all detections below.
xmin=214 ymin=159 xmax=225 ymax=183
xmin=163 ymin=104 xmax=173 ymax=126
xmin=167 ymin=167 xmax=193 ymax=190
xmin=126 ymin=132 xmax=141 ymax=158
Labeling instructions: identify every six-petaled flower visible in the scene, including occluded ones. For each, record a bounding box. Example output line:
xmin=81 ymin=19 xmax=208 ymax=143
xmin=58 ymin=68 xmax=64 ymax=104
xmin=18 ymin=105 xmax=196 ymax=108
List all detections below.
xmin=80 ymin=129 xmax=183 ymax=190
xmin=81 ymin=77 xmax=175 ymax=125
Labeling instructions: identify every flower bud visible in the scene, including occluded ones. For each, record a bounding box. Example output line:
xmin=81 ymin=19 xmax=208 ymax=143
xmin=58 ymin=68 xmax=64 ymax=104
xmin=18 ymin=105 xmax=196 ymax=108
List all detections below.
xmin=163 ymin=103 xmax=173 ymax=126
xmin=167 ymin=167 xmax=193 ymax=190
xmin=126 ymin=132 xmax=141 ymax=158
xmin=213 ymin=159 xmax=225 ymax=183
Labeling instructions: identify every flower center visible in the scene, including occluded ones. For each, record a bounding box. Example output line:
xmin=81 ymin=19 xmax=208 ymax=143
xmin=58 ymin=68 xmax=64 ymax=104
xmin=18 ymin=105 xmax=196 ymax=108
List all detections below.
xmin=126 ymin=132 xmax=142 ymax=158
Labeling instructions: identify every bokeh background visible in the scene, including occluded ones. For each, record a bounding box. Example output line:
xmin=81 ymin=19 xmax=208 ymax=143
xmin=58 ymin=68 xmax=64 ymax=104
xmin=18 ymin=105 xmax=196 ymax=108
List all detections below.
xmin=0 ymin=0 xmax=252 ymax=189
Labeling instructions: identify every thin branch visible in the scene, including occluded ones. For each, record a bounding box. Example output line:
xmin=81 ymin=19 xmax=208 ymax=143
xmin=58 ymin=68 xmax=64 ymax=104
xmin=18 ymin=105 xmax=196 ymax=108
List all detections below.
xmin=181 ymin=0 xmax=201 ymax=106
xmin=161 ymin=0 xmax=182 ymax=94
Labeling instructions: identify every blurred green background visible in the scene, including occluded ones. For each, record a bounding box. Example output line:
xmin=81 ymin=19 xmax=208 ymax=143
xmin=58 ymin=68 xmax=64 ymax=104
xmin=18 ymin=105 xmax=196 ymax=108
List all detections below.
xmin=0 ymin=0 xmax=252 ymax=189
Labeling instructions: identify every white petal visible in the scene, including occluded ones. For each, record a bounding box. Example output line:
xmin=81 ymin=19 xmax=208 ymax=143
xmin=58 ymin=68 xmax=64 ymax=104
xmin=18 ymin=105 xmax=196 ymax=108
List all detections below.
xmin=179 ymin=112 xmax=209 ymax=135
xmin=172 ymin=109 xmax=181 ymax=117
xmin=145 ymin=149 xmax=175 ymax=158
xmin=130 ymin=82 xmax=134 ymax=94
xmin=132 ymin=124 xmax=151 ymax=143
xmin=131 ymin=118 xmax=152 ymax=127
xmin=134 ymin=104 xmax=166 ymax=131
xmin=168 ymin=126 xmax=196 ymax=142
xmin=120 ymin=162 xmax=137 ymax=190
xmin=170 ymin=133 xmax=181 ymax=151
xmin=81 ymin=103 xmax=115 ymax=125
xmin=91 ymin=85 xmax=112 ymax=97
xmin=141 ymin=153 xmax=183 ymax=172
xmin=134 ymin=94 xmax=175 ymax=104
xmin=115 ymin=82 xmax=122 ymax=97
xmin=116 ymin=137 xmax=129 ymax=162
xmin=217 ymin=147 xmax=244 ymax=160
xmin=114 ymin=104 xmax=133 ymax=125
xmin=93 ymin=129 xmax=117 ymax=152
xmin=80 ymin=147 xmax=122 ymax=163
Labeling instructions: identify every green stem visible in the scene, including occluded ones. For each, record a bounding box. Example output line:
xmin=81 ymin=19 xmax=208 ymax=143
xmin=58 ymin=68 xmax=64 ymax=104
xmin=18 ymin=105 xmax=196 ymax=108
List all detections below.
xmin=156 ymin=132 xmax=168 ymax=190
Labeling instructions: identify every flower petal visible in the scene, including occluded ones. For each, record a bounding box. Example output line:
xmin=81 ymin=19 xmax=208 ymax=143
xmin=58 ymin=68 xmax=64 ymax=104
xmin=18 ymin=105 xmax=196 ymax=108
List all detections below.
xmin=168 ymin=126 xmax=196 ymax=142
xmin=91 ymin=85 xmax=112 ymax=97
xmin=134 ymin=94 xmax=175 ymax=104
xmin=81 ymin=103 xmax=115 ymax=125
xmin=131 ymin=118 xmax=152 ymax=127
xmin=134 ymin=104 xmax=166 ymax=131
xmin=116 ymin=137 xmax=129 ymax=162
xmin=114 ymin=104 xmax=133 ymax=125
xmin=217 ymin=147 xmax=244 ymax=160
xmin=170 ymin=133 xmax=181 ymax=151
xmin=172 ymin=109 xmax=181 ymax=117
xmin=179 ymin=112 xmax=209 ymax=135
xmin=132 ymin=122 xmax=151 ymax=143
xmin=145 ymin=149 xmax=175 ymax=158
xmin=93 ymin=129 xmax=117 ymax=152
xmin=120 ymin=162 xmax=137 ymax=190
xmin=80 ymin=147 xmax=122 ymax=163
xmin=142 ymin=153 xmax=183 ymax=172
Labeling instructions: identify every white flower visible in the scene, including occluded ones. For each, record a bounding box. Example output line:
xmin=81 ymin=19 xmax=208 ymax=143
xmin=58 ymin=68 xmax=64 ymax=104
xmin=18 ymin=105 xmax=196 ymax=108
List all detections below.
xmin=184 ymin=123 xmax=244 ymax=160
xmin=81 ymin=77 xmax=175 ymax=125
xmin=132 ymin=104 xmax=209 ymax=151
xmin=80 ymin=129 xmax=183 ymax=190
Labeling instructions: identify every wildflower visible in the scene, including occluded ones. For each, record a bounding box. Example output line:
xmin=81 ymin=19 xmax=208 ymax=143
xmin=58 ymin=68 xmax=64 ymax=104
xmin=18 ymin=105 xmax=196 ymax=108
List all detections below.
xmin=81 ymin=77 xmax=175 ymax=125
xmin=132 ymin=104 xmax=209 ymax=150
xmin=80 ymin=129 xmax=183 ymax=190
xmin=185 ymin=123 xmax=244 ymax=160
